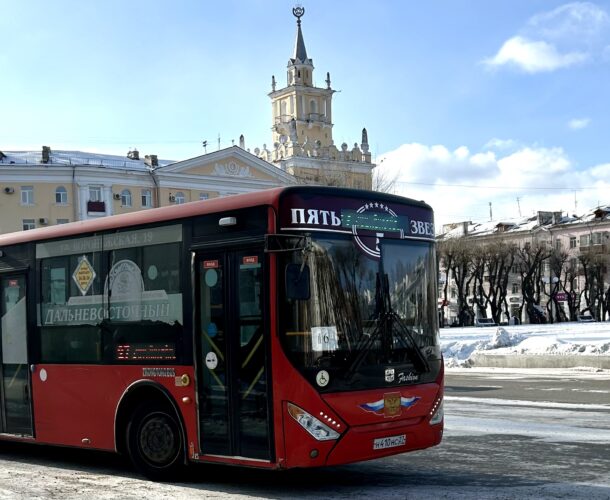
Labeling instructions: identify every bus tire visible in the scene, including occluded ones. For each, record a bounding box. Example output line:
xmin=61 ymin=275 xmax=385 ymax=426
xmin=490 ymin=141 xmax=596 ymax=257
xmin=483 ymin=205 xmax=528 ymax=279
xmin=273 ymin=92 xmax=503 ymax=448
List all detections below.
xmin=126 ymin=402 xmax=184 ymax=481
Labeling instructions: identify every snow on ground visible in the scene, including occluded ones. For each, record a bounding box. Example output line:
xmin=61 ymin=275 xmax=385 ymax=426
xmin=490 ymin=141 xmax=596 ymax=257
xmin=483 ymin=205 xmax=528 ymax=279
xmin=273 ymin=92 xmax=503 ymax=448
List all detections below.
xmin=441 ymin=322 xmax=610 ymax=367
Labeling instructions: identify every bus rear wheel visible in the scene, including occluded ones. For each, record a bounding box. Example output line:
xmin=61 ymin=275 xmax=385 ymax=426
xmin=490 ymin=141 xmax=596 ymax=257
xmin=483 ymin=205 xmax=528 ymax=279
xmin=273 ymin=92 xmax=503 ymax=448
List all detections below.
xmin=126 ymin=403 xmax=184 ymax=481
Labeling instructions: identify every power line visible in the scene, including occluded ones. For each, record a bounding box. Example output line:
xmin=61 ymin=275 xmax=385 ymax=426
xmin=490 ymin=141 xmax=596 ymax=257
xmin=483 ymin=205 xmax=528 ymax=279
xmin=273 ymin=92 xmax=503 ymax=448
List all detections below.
xmin=394 ymin=180 xmax=604 ymax=191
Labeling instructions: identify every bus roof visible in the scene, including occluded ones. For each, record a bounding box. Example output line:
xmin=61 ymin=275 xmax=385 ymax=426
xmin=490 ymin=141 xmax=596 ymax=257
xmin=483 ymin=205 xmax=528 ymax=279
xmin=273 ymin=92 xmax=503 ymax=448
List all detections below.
xmin=0 ymin=186 xmax=432 ymax=248
xmin=0 ymin=187 xmax=285 ymax=247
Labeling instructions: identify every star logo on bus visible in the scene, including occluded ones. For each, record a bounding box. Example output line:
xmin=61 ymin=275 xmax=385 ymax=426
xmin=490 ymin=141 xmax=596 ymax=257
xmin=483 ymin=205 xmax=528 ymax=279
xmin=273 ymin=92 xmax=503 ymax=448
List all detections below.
xmin=347 ymin=202 xmax=406 ymax=259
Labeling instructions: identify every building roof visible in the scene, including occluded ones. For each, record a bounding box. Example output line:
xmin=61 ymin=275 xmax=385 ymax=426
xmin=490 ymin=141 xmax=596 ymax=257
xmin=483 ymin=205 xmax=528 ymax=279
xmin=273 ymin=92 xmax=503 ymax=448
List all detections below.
xmin=439 ymin=204 xmax=610 ymax=240
xmin=292 ymin=20 xmax=308 ymax=63
xmin=0 ymin=149 xmax=173 ymax=171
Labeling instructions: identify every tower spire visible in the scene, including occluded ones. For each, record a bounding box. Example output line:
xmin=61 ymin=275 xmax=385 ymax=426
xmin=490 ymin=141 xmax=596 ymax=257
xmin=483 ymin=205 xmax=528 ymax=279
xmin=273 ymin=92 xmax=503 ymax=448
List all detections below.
xmin=292 ymin=6 xmax=308 ymax=62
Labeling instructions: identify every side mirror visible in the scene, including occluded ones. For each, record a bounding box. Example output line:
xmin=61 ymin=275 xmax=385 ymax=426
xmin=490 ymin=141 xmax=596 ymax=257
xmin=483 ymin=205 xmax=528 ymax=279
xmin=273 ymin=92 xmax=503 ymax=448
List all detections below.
xmin=285 ymin=263 xmax=310 ymax=300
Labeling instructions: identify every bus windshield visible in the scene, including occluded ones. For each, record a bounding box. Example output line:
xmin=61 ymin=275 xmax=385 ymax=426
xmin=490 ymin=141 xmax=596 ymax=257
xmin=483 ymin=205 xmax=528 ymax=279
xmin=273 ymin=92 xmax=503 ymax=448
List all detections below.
xmin=279 ymin=233 xmax=441 ymax=392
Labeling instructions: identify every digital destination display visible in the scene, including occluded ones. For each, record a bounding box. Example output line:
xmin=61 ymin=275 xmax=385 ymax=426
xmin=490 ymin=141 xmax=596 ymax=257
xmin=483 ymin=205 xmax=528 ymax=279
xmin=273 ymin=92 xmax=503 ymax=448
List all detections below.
xmin=115 ymin=343 xmax=176 ymax=361
xmin=341 ymin=209 xmax=408 ymax=233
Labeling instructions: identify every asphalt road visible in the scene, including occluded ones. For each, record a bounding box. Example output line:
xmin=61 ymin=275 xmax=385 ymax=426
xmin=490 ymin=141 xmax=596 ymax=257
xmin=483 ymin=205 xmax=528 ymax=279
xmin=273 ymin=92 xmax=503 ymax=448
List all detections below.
xmin=0 ymin=368 xmax=608 ymax=499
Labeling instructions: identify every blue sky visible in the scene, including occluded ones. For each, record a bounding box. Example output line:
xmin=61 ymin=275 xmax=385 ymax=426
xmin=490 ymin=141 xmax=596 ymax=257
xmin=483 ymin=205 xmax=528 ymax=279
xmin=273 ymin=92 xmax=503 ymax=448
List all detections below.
xmin=2 ymin=1 xmax=609 ymax=226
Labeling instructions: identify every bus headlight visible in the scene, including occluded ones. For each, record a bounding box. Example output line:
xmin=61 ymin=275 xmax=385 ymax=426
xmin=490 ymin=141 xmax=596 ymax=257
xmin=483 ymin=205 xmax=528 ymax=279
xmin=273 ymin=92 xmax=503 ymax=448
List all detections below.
xmin=287 ymin=402 xmax=340 ymax=441
xmin=429 ymin=398 xmax=443 ymax=425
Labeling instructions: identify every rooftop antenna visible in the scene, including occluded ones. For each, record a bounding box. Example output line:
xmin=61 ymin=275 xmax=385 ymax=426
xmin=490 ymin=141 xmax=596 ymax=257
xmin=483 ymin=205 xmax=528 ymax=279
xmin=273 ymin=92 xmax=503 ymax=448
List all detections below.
xmin=517 ymin=197 xmax=522 ymax=217
xmin=489 ymin=202 xmax=493 ymax=222
xmin=202 ymin=140 xmax=208 ymax=154
xmin=218 ymin=133 xmax=221 ymax=151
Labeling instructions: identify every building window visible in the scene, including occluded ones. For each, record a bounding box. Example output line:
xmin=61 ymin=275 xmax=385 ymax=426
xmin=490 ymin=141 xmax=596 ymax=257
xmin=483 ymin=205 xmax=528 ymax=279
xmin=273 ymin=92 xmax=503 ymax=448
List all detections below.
xmin=570 ymin=236 xmax=576 ymax=249
xmin=199 ymin=192 xmax=209 ymax=201
xmin=55 ymin=186 xmax=68 ymax=204
xmin=175 ymin=192 xmax=185 ymax=205
xmin=580 ymin=234 xmax=590 ymax=247
xmin=121 ymin=189 xmax=132 ymax=207
xmin=591 ymin=232 xmax=602 ymax=245
xmin=555 ymin=239 xmax=561 ymax=249
xmin=310 ymin=99 xmax=317 ymax=114
xmin=89 ymin=186 xmax=102 ymax=202
xmin=22 ymin=219 xmax=35 ymax=230
xmin=512 ymin=283 xmax=519 ymax=294
xmin=21 ymin=186 xmax=34 ymax=205
xmin=57 ymin=219 xmax=69 ymax=225
xmin=141 ymin=189 xmax=152 ymax=208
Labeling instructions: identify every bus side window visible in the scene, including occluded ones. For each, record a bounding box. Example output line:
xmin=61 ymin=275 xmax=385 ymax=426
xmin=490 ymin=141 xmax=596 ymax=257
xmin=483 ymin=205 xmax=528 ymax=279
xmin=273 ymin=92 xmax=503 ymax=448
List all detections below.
xmin=105 ymin=242 xmax=182 ymax=363
xmin=39 ymin=253 xmax=103 ymax=363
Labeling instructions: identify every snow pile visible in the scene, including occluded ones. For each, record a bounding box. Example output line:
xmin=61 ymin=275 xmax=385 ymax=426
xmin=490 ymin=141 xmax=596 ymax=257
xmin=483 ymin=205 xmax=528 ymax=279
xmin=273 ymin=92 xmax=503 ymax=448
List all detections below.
xmin=488 ymin=327 xmax=524 ymax=348
xmin=441 ymin=322 xmax=610 ymax=367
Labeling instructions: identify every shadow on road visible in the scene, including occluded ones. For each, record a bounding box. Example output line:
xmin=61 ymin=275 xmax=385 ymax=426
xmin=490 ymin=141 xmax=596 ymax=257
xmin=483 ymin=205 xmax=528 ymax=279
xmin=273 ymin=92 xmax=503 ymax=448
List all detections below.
xmin=1 ymin=439 xmax=609 ymax=499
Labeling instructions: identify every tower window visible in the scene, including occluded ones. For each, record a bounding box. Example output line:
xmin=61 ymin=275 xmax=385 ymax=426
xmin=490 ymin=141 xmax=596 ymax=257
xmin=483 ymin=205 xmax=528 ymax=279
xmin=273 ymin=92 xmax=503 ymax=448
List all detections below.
xmin=310 ymin=99 xmax=317 ymax=114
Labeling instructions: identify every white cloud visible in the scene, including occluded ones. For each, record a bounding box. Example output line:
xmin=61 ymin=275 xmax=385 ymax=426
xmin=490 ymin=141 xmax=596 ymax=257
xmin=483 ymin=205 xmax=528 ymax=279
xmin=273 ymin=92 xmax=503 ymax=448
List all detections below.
xmin=484 ymin=2 xmax=610 ymax=73
xmin=527 ymin=2 xmax=610 ymax=42
xmin=589 ymin=162 xmax=610 ymax=178
xmin=484 ymin=36 xmax=588 ymax=73
xmin=484 ymin=138 xmax=518 ymax=151
xmin=568 ymin=117 xmax=591 ymax=129
xmin=378 ymin=141 xmax=610 ymax=228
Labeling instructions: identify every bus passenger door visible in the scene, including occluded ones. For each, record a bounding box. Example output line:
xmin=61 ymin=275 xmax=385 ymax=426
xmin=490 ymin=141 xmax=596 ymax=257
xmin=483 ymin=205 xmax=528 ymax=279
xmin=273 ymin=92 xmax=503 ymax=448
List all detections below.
xmin=195 ymin=249 xmax=271 ymax=461
xmin=0 ymin=275 xmax=33 ymax=435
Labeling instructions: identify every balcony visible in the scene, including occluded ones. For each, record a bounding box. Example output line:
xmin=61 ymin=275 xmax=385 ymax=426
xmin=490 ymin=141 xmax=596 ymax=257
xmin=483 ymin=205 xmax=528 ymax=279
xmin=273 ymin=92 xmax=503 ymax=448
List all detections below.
xmin=87 ymin=200 xmax=106 ymax=214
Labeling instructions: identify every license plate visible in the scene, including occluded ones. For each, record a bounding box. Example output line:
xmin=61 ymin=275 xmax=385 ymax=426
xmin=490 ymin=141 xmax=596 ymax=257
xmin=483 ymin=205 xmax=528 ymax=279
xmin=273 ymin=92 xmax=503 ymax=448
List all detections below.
xmin=373 ymin=434 xmax=406 ymax=450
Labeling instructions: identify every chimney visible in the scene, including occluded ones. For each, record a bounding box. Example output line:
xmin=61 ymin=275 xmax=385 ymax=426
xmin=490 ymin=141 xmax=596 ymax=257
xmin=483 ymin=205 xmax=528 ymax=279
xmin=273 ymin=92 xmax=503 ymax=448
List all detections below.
xmin=41 ymin=146 xmax=51 ymax=164
xmin=537 ymin=211 xmax=552 ymax=226
xmin=127 ymin=148 xmax=140 ymax=160
xmin=144 ymin=154 xmax=158 ymax=167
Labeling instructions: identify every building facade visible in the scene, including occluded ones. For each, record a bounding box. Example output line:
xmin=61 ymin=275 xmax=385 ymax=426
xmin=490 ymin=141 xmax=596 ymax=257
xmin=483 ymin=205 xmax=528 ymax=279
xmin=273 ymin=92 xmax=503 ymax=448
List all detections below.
xmin=0 ymin=147 xmax=294 ymax=234
xmin=438 ymin=207 xmax=610 ymax=324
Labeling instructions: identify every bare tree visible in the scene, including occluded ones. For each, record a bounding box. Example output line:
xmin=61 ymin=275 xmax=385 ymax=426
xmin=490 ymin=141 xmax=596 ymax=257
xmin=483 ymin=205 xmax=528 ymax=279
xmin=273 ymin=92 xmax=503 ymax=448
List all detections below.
xmin=578 ymin=252 xmax=607 ymax=320
xmin=515 ymin=242 xmax=551 ymax=324
xmin=483 ymin=241 xmax=517 ymax=324
xmin=546 ymin=248 xmax=570 ymax=322
xmin=372 ymin=165 xmax=398 ymax=193
xmin=470 ymin=246 xmax=489 ymax=320
xmin=442 ymin=238 xmax=475 ymax=326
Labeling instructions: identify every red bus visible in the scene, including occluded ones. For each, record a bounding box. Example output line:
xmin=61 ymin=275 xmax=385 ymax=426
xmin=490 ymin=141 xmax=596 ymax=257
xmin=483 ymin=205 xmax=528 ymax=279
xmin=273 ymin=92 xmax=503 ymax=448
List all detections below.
xmin=0 ymin=186 xmax=443 ymax=480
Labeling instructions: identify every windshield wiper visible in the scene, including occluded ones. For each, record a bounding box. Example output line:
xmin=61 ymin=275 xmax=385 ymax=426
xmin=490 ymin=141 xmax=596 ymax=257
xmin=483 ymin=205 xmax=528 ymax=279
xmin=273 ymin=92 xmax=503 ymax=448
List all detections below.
xmin=343 ymin=318 xmax=384 ymax=382
xmin=386 ymin=310 xmax=430 ymax=373
xmin=343 ymin=309 xmax=430 ymax=382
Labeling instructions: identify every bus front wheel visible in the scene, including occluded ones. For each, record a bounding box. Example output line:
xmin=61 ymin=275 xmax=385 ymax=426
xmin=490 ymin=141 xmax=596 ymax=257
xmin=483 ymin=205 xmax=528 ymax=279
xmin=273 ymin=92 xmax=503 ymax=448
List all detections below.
xmin=126 ymin=403 xmax=184 ymax=481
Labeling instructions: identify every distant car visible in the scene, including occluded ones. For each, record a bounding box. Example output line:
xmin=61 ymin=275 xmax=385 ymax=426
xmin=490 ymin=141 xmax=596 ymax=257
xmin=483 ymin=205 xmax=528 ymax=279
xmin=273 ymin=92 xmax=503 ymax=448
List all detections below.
xmin=577 ymin=314 xmax=595 ymax=322
xmin=475 ymin=318 xmax=497 ymax=327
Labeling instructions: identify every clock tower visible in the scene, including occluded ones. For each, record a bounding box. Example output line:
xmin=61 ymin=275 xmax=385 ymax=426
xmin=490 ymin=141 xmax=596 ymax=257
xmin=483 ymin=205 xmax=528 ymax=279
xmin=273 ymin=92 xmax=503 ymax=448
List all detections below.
xmin=255 ymin=6 xmax=374 ymax=189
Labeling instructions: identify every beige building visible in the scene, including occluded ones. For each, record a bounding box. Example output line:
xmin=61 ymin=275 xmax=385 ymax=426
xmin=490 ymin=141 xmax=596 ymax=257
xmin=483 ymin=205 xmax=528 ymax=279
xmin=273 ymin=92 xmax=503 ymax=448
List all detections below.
xmin=0 ymin=146 xmax=294 ymax=233
xmin=252 ymin=7 xmax=375 ymax=189
xmin=0 ymin=7 xmax=375 ymax=235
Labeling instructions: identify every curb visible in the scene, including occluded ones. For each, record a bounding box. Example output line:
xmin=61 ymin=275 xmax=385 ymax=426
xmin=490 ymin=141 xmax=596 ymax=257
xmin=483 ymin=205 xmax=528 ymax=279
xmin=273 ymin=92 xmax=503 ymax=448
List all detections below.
xmin=470 ymin=353 xmax=610 ymax=370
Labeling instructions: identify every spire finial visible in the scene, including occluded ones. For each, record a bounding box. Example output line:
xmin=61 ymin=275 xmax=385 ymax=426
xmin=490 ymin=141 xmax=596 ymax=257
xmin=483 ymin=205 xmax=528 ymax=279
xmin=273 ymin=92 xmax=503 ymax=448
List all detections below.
xmin=293 ymin=5 xmax=305 ymax=26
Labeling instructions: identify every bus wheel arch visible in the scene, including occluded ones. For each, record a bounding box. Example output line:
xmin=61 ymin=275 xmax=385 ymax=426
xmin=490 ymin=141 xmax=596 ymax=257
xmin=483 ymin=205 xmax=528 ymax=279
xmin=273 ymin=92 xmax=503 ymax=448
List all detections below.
xmin=115 ymin=382 xmax=186 ymax=480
